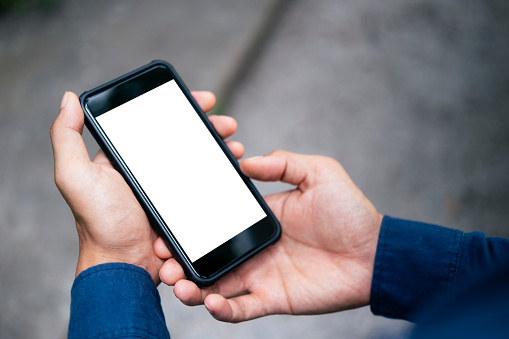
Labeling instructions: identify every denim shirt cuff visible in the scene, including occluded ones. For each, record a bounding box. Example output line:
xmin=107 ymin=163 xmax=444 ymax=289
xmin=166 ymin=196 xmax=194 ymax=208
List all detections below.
xmin=370 ymin=216 xmax=463 ymax=322
xmin=69 ymin=263 xmax=170 ymax=338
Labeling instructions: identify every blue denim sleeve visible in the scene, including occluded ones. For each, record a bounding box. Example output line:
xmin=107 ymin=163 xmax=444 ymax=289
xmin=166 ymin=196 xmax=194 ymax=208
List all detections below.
xmin=370 ymin=215 xmax=509 ymax=322
xmin=68 ymin=263 xmax=170 ymax=339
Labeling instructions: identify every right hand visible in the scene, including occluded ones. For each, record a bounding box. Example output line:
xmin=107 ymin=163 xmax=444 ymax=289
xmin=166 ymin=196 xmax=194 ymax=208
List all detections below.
xmin=156 ymin=150 xmax=383 ymax=322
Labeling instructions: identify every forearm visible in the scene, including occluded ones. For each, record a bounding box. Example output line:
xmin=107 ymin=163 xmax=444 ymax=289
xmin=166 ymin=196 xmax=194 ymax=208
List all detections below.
xmin=370 ymin=216 xmax=509 ymax=322
xmin=68 ymin=263 xmax=170 ymax=339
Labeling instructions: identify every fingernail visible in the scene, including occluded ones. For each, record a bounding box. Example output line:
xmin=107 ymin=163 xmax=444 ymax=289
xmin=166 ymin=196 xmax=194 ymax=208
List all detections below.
xmin=204 ymin=301 xmax=215 ymax=315
xmin=60 ymin=92 xmax=69 ymax=109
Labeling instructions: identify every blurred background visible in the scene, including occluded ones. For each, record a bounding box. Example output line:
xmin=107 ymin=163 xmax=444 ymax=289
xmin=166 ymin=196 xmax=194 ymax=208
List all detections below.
xmin=1 ymin=0 xmax=508 ymax=338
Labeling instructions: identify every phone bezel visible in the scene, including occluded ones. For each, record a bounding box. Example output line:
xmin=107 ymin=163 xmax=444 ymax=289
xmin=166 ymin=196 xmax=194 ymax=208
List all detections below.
xmin=79 ymin=60 xmax=281 ymax=286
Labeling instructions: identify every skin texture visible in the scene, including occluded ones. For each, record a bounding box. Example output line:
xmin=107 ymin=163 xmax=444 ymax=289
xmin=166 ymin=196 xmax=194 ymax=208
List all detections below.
xmin=51 ymin=91 xmax=243 ymax=284
xmin=155 ymin=151 xmax=383 ymax=322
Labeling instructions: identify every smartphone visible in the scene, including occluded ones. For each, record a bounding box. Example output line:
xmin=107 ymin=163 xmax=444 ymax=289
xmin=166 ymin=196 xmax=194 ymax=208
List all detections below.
xmin=79 ymin=60 xmax=281 ymax=286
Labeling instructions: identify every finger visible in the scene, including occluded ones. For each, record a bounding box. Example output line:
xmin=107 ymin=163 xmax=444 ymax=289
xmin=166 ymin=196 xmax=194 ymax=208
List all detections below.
xmin=92 ymin=149 xmax=113 ymax=167
xmin=240 ymin=150 xmax=311 ymax=188
xmin=159 ymin=258 xmax=186 ymax=285
xmin=208 ymin=115 xmax=237 ymax=139
xmin=204 ymin=293 xmax=268 ymax=323
xmin=191 ymin=91 xmax=216 ymax=113
xmin=154 ymin=237 xmax=172 ymax=259
xmin=172 ymin=268 xmax=249 ymax=307
xmin=50 ymin=92 xmax=90 ymax=188
xmin=173 ymin=279 xmax=205 ymax=305
xmin=172 ymin=278 xmax=245 ymax=307
xmin=225 ymin=141 xmax=244 ymax=160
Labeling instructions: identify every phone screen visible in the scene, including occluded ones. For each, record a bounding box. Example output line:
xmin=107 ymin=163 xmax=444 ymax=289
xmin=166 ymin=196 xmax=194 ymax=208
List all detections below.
xmin=93 ymin=79 xmax=267 ymax=263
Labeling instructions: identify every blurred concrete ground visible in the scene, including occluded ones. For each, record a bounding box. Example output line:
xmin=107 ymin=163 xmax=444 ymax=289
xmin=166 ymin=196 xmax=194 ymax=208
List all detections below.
xmin=0 ymin=0 xmax=508 ymax=338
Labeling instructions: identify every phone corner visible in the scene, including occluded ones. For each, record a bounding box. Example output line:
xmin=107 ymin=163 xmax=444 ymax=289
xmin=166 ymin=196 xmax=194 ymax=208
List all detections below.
xmin=78 ymin=91 xmax=89 ymax=108
xmin=150 ymin=59 xmax=175 ymax=71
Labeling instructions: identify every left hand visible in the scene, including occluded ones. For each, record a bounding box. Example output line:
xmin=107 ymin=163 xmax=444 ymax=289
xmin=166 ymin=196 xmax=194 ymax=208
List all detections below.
xmin=51 ymin=91 xmax=243 ymax=284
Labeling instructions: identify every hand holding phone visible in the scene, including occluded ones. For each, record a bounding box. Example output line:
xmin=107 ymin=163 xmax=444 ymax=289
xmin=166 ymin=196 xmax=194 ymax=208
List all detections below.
xmin=156 ymin=151 xmax=383 ymax=323
xmin=50 ymin=90 xmax=243 ymax=283
xmin=79 ymin=61 xmax=281 ymax=286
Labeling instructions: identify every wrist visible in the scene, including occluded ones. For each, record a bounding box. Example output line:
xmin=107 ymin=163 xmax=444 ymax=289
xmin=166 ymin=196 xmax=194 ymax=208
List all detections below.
xmin=76 ymin=247 xmax=129 ymax=277
xmin=76 ymin=244 xmax=161 ymax=284
xmin=360 ymin=211 xmax=384 ymax=306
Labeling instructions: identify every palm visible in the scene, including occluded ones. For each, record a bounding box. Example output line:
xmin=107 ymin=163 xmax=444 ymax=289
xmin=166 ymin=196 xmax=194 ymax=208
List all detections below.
xmin=166 ymin=152 xmax=382 ymax=322
xmin=252 ymin=190 xmax=374 ymax=315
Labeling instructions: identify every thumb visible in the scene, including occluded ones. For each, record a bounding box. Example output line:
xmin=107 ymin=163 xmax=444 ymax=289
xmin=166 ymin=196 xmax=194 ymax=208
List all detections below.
xmin=50 ymin=92 xmax=90 ymax=190
xmin=240 ymin=150 xmax=312 ymax=189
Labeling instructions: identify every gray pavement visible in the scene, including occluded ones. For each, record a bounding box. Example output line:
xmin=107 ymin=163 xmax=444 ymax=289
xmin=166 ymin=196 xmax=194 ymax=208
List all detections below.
xmin=232 ymin=0 xmax=509 ymax=237
xmin=1 ymin=0 xmax=508 ymax=338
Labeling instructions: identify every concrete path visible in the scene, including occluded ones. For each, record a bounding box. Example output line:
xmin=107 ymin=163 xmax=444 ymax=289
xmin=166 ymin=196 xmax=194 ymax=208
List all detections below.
xmin=1 ymin=0 xmax=508 ymax=338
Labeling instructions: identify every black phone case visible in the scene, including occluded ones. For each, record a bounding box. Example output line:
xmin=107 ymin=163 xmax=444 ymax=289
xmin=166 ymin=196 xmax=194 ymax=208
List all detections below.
xmin=79 ymin=60 xmax=281 ymax=287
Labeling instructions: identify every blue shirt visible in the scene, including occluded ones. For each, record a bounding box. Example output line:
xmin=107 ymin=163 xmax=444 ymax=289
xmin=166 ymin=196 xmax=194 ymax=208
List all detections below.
xmin=68 ymin=263 xmax=170 ymax=338
xmin=69 ymin=216 xmax=509 ymax=338
xmin=371 ymin=216 xmax=509 ymax=321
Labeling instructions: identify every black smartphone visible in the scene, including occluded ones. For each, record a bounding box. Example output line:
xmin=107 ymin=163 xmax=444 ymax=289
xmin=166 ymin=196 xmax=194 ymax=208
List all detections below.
xmin=79 ymin=60 xmax=281 ymax=287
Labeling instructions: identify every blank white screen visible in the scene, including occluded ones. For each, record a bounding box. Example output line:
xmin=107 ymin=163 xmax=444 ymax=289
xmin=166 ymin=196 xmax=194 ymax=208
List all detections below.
xmin=96 ymin=80 xmax=266 ymax=262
